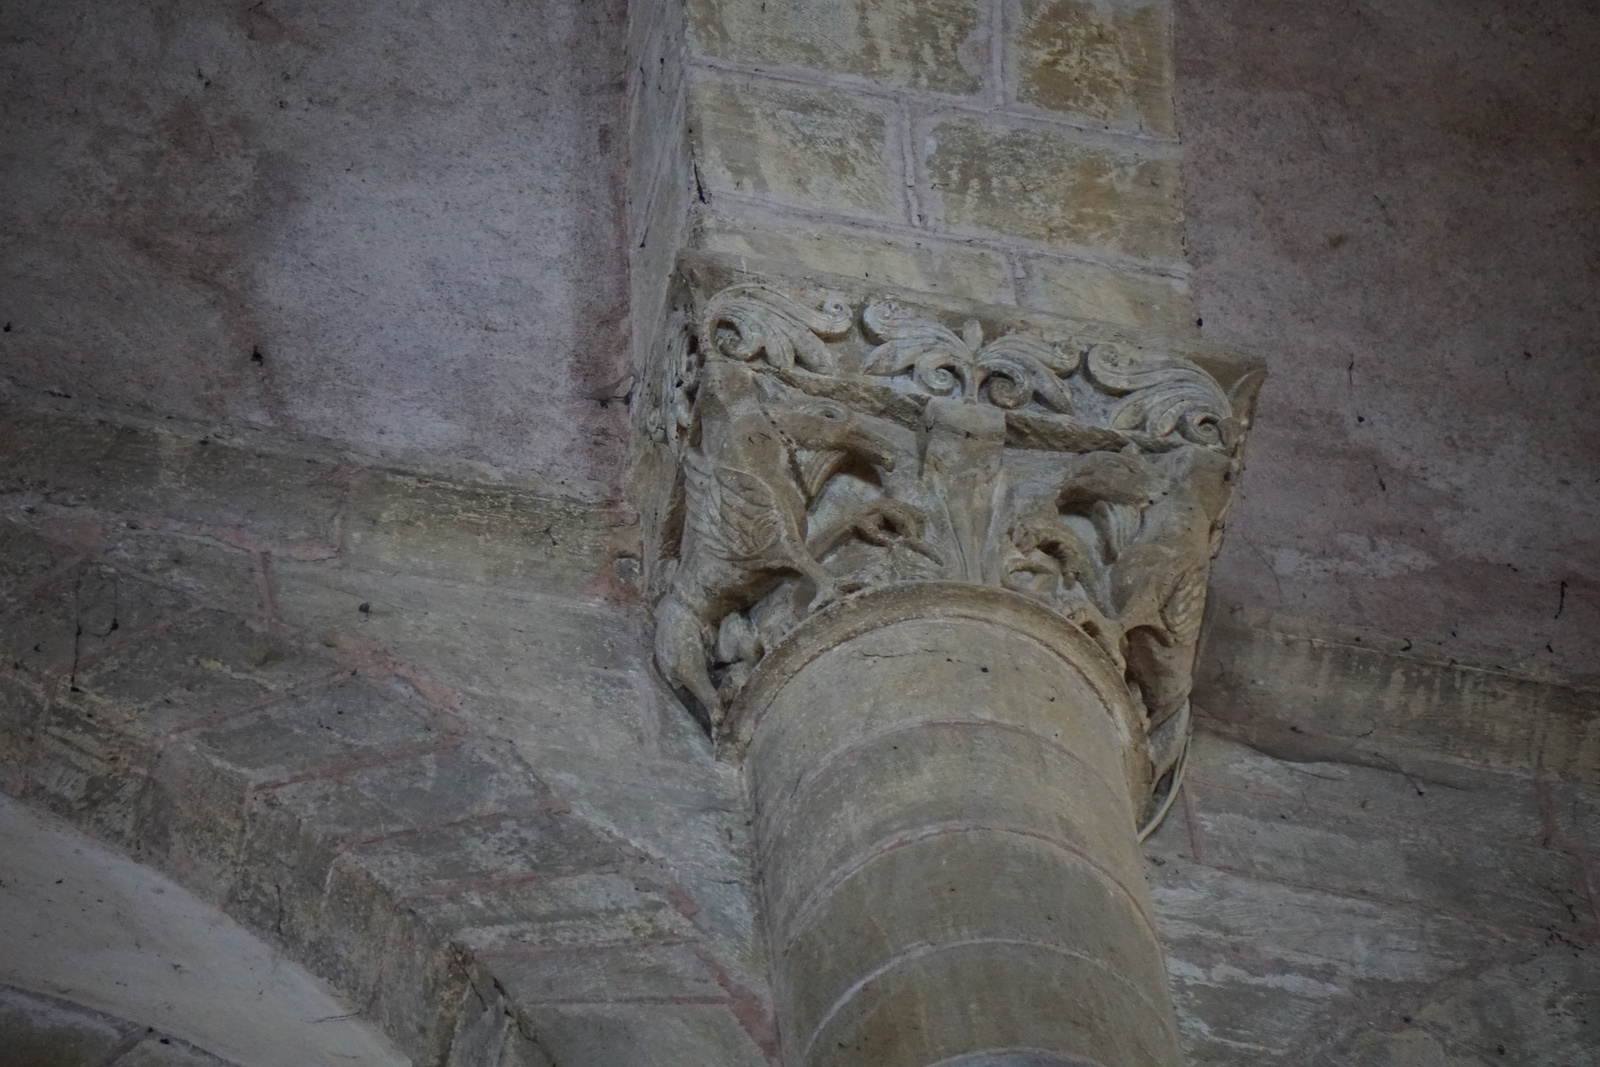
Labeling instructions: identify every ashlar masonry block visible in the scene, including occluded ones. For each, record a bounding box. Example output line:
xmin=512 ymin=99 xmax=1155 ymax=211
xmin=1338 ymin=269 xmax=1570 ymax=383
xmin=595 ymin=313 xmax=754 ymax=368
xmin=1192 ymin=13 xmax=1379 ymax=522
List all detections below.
xmin=688 ymin=0 xmax=987 ymax=95
xmin=696 ymin=210 xmax=1014 ymax=304
xmin=1014 ymin=0 xmax=1176 ymax=136
xmin=689 ymin=76 xmax=901 ymax=218
xmin=924 ymin=116 xmax=1183 ymax=261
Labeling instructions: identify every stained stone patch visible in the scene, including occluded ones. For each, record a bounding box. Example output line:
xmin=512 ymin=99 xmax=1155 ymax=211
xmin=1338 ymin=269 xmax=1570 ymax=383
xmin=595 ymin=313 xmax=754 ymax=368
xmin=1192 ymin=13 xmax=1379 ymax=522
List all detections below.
xmin=923 ymin=117 xmax=1184 ymax=260
xmin=689 ymin=75 xmax=901 ymax=218
xmin=1015 ymin=0 xmax=1175 ymax=135
xmin=688 ymin=0 xmax=986 ymax=95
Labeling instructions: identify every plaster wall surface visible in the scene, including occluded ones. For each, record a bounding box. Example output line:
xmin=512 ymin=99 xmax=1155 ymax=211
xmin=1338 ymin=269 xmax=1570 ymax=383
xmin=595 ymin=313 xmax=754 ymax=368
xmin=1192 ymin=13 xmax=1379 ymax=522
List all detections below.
xmin=0 ymin=793 xmax=407 ymax=1067
xmin=1178 ymin=0 xmax=1600 ymax=686
xmin=0 ymin=0 xmax=631 ymax=499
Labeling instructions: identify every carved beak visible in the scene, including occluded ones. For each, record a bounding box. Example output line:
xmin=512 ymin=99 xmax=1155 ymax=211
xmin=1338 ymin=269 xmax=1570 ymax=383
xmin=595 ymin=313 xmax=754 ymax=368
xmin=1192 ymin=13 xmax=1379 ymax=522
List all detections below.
xmin=843 ymin=420 xmax=902 ymax=472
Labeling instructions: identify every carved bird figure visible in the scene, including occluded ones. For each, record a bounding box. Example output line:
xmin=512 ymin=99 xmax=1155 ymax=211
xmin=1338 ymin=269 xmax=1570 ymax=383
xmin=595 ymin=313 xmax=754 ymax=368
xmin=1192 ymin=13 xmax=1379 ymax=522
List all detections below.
xmin=654 ymin=361 xmax=907 ymax=721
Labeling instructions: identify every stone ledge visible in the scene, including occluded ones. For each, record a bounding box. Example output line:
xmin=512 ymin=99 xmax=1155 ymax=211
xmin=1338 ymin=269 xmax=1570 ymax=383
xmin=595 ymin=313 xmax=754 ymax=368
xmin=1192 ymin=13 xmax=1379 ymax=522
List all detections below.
xmin=1194 ymin=609 xmax=1600 ymax=787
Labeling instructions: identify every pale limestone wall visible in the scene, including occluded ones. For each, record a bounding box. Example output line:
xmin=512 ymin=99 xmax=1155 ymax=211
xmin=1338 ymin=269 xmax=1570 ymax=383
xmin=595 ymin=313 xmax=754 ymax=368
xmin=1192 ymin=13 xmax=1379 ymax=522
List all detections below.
xmin=678 ymin=0 xmax=1198 ymax=334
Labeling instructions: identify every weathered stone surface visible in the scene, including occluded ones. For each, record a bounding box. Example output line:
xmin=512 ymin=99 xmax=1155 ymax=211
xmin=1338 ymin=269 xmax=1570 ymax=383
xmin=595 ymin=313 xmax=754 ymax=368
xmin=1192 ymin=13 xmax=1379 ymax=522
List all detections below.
xmin=1020 ymin=254 xmax=1195 ymax=332
xmin=132 ymin=740 xmax=252 ymax=904
xmin=346 ymin=811 xmax=622 ymax=892
xmin=0 ymin=0 xmax=631 ymax=495
xmin=1320 ymin=948 xmax=1600 ymax=1067
xmin=1151 ymin=861 xmax=1534 ymax=989
xmin=689 ymin=0 xmax=986 ymax=94
xmin=341 ymin=470 xmax=615 ymax=595
xmin=689 ymin=76 xmax=901 ymax=217
xmin=1541 ymin=693 xmax=1600 ymax=788
xmin=1179 ymin=0 xmax=1600 ymax=694
xmin=1185 ymin=732 xmax=1546 ymax=844
xmin=1 ymin=565 xmax=193 ymax=683
xmin=0 ymin=985 xmax=125 ymax=1066
xmin=1195 ymin=615 xmax=1584 ymax=777
xmin=1015 ymin=0 xmax=1175 ymax=135
xmin=1548 ymin=779 xmax=1600 ymax=852
xmin=265 ymin=742 xmax=552 ymax=846
xmin=191 ymin=676 xmax=445 ymax=785
xmin=269 ymin=563 xmax=649 ymax=701
xmin=524 ymin=1001 xmax=769 ymax=1067
xmin=493 ymin=942 xmax=725 ymax=1005
xmin=102 ymin=531 xmax=263 ymax=620
xmin=1187 ymin=781 xmax=1591 ymax=931
xmin=0 ymin=519 xmax=78 ymax=595
xmin=924 ymin=118 xmax=1183 ymax=260
xmin=0 ymin=411 xmax=346 ymax=550
xmin=0 ymin=675 xmax=44 ymax=795
xmin=25 ymin=699 xmax=161 ymax=846
xmin=696 ymin=211 xmax=1015 ymax=304
xmin=70 ymin=610 xmax=326 ymax=738
xmin=416 ymin=872 xmax=697 ymax=954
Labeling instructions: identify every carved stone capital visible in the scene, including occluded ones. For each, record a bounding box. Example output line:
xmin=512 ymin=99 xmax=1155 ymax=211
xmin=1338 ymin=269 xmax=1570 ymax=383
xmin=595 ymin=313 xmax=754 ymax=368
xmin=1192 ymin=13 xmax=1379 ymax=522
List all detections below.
xmin=639 ymin=270 xmax=1260 ymax=811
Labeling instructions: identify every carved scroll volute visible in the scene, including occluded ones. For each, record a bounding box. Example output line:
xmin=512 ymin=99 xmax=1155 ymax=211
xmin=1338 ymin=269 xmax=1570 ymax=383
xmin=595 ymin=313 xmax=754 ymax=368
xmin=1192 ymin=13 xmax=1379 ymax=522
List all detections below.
xmin=645 ymin=281 xmax=1257 ymax=812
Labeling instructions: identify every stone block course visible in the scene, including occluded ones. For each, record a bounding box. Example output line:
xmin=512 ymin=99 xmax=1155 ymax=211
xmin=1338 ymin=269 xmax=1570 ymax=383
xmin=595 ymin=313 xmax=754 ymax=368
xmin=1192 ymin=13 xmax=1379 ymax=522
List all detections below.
xmin=1184 ymin=732 xmax=1547 ymax=845
xmin=347 ymin=811 xmax=627 ymax=893
xmin=695 ymin=209 xmax=1016 ymax=303
xmin=102 ymin=531 xmax=264 ymax=620
xmin=414 ymin=871 xmax=697 ymax=954
xmin=1 ymin=565 xmax=194 ymax=684
xmin=522 ymin=1001 xmax=771 ymax=1066
xmin=1195 ymin=620 xmax=1575 ymax=778
xmin=488 ymin=941 xmax=726 ymax=1004
xmin=70 ymin=610 xmax=328 ymax=738
xmin=264 ymin=742 xmax=554 ymax=847
xmin=132 ymin=739 xmax=254 ymax=904
xmin=1187 ymin=780 xmax=1592 ymax=932
xmin=190 ymin=676 xmax=448 ymax=786
xmin=0 ymin=675 xmax=43 ymax=794
xmin=269 ymin=563 xmax=650 ymax=702
xmin=1150 ymin=729 xmax=1598 ymax=1064
xmin=0 ymin=411 xmax=346 ymax=553
xmin=922 ymin=116 xmax=1183 ymax=261
xmin=1013 ymin=0 xmax=1175 ymax=135
xmin=25 ymin=698 xmax=160 ymax=847
xmin=1020 ymin=253 xmax=1195 ymax=331
xmin=341 ymin=470 xmax=614 ymax=596
xmin=689 ymin=0 xmax=987 ymax=95
xmin=689 ymin=75 xmax=902 ymax=218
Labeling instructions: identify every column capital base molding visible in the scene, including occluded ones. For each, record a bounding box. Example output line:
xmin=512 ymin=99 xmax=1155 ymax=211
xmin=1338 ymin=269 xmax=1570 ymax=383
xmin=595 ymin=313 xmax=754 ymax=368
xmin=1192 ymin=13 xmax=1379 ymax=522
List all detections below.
xmin=722 ymin=580 xmax=1152 ymax=801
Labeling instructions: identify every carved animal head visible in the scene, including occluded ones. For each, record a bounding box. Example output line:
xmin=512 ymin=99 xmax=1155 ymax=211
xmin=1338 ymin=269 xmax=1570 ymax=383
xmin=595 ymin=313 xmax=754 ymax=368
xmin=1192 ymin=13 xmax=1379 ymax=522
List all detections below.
xmin=776 ymin=399 xmax=901 ymax=473
xmin=1057 ymin=451 xmax=1163 ymax=512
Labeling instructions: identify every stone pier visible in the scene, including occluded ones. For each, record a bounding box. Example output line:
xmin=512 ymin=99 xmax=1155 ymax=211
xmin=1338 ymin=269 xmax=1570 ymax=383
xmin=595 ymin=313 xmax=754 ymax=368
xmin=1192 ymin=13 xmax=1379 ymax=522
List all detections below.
xmin=638 ymin=275 xmax=1257 ymax=1065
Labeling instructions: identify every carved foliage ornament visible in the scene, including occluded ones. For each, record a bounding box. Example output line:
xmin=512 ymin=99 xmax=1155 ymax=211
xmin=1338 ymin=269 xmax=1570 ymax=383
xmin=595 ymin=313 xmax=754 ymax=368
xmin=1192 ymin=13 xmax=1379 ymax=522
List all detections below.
xmin=649 ymin=283 xmax=1257 ymax=786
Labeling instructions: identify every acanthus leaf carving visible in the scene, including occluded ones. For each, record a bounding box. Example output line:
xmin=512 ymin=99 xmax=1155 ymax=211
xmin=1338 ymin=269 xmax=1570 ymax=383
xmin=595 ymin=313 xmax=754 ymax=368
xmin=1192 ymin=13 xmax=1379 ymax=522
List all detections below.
xmin=700 ymin=283 xmax=853 ymax=374
xmin=645 ymin=282 xmax=1258 ymax=796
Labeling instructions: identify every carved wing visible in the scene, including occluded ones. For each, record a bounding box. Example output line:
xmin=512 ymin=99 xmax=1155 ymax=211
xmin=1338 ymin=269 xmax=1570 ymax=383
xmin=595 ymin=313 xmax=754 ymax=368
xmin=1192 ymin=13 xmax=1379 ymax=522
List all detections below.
xmin=684 ymin=451 xmax=784 ymax=564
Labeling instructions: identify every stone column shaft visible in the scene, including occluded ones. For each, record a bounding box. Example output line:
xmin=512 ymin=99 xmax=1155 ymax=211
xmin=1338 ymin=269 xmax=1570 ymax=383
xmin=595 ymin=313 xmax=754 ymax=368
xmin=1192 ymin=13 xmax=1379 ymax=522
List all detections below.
xmin=740 ymin=586 xmax=1181 ymax=1067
